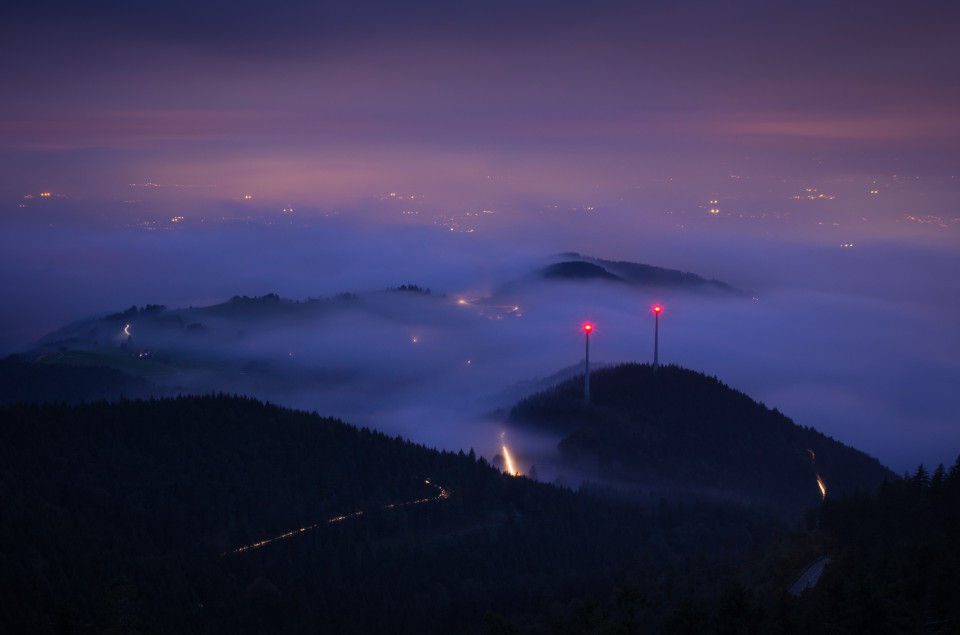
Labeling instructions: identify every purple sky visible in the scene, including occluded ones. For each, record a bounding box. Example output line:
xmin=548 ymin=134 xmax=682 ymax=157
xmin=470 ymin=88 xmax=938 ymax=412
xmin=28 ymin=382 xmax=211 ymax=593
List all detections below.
xmin=4 ymin=0 xmax=959 ymax=210
xmin=2 ymin=0 xmax=959 ymax=473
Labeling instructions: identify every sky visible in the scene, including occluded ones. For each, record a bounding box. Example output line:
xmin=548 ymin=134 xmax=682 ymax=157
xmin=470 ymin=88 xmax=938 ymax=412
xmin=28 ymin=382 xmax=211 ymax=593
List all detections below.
xmin=4 ymin=0 xmax=959 ymax=209
xmin=2 ymin=0 xmax=959 ymax=474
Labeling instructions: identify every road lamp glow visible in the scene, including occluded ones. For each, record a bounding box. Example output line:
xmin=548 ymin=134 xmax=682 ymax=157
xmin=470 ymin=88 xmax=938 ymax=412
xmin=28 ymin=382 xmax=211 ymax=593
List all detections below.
xmin=582 ymin=322 xmax=594 ymax=404
xmin=652 ymin=305 xmax=662 ymax=371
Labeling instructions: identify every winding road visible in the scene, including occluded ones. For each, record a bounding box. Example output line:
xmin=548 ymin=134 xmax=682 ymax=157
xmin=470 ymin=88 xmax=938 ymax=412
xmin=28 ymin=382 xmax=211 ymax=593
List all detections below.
xmin=223 ymin=479 xmax=450 ymax=556
xmin=789 ymin=556 xmax=832 ymax=595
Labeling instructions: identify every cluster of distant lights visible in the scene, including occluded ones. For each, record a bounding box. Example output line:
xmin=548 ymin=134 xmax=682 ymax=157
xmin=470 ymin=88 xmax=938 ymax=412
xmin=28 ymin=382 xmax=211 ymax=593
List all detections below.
xmin=379 ymin=193 xmax=500 ymax=232
xmin=23 ymin=176 xmax=957 ymax=244
xmin=793 ymin=188 xmax=836 ymax=201
xmin=904 ymin=214 xmax=952 ymax=228
xmin=22 ymin=192 xmax=62 ymax=199
xmin=432 ymin=214 xmax=475 ymax=233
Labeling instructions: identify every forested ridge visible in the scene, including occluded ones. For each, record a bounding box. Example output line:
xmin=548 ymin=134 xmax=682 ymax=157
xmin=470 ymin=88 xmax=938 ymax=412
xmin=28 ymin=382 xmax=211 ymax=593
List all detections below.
xmin=511 ymin=364 xmax=894 ymax=516
xmin=1 ymin=377 xmax=954 ymax=633
xmin=0 ymin=394 xmax=785 ymax=634
xmin=0 ymin=357 xmax=153 ymax=405
xmin=653 ymin=458 xmax=960 ymax=634
xmin=804 ymin=462 xmax=960 ymax=632
xmin=553 ymin=253 xmax=743 ymax=294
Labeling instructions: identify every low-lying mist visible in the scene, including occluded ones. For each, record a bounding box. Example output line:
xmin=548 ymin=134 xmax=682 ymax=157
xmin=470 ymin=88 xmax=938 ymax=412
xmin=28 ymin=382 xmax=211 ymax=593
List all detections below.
xmin=2 ymin=219 xmax=957 ymax=475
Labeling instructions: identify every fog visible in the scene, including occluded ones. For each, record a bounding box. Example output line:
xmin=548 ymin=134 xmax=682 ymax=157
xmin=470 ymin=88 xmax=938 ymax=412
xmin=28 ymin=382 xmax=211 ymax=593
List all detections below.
xmin=1 ymin=218 xmax=958 ymax=475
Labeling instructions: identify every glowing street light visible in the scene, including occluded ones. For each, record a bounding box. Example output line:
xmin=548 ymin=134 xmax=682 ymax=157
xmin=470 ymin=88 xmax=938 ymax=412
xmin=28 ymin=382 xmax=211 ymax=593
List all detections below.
xmin=582 ymin=322 xmax=594 ymax=404
xmin=652 ymin=305 xmax=662 ymax=371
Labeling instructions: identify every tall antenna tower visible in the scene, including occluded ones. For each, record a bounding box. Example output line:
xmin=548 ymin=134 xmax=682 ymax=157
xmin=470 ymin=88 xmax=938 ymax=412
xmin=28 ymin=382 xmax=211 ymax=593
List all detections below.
xmin=652 ymin=305 xmax=662 ymax=371
xmin=582 ymin=322 xmax=594 ymax=403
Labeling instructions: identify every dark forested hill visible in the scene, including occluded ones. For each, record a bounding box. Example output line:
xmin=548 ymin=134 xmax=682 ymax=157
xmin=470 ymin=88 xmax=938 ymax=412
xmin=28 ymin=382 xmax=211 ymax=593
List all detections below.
xmin=0 ymin=357 xmax=154 ymax=405
xmin=0 ymin=395 xmax=787 ymax=634
xmin=510 ymin=363 xmax=895 ymax=517
xmin=656 ymin=459 xmax=960 ymax=634
xmin=540 ymin=260 xmax=625 ymax=282
xmin=553 ymin=253 xmax=744 ymax=294
xmin=793 ymin=462 xmax=960 ymax=632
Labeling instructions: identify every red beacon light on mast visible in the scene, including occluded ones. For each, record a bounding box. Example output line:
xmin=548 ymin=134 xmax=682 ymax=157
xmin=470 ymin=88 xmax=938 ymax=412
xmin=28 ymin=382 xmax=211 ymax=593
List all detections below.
xmin=583 ymin=322 xmax=594 ymax=333
xmin=653 ymin=305 xmax=662 ymax=314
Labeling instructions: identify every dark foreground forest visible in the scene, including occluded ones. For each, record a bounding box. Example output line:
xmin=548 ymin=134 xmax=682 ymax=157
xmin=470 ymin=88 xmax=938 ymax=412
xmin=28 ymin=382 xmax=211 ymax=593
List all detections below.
xmin=1 ymin=392 xmax=958 ymax=633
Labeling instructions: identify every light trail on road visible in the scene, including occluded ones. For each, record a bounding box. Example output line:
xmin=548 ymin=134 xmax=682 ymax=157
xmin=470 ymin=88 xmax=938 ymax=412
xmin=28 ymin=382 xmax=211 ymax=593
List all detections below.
xmin=222 ymin=479 xmax=449 ymax=556
xmin=500 ymin=431 xmax=520 ymax=476
xmin=808 ymin=449 xmax=827 ymax=500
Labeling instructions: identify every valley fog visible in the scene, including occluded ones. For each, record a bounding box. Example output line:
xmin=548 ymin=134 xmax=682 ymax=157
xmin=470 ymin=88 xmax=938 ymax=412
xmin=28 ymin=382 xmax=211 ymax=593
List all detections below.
xmin=2 ymin=221 xmax=958 ymax=474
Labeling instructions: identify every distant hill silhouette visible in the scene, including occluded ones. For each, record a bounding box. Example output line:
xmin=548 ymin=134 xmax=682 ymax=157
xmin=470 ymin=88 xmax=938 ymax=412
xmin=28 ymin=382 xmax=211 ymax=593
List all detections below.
xmin=21 ymin=288 xmax=443 ymax=361
xmin=553 ymin=252 xmax=744 ymax=294
xmin=540 ymin=260 xmax=625 ymax=282
xmin=510 ymin=363 xmax=894 ymax=517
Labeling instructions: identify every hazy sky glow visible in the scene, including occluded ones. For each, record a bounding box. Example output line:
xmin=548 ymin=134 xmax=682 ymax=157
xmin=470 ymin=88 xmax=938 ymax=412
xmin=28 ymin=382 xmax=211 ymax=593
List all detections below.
xmin=4 ymin=0 xmax=959 ymax=208
xmin=2 ymin=0 xmax=959 ymax=474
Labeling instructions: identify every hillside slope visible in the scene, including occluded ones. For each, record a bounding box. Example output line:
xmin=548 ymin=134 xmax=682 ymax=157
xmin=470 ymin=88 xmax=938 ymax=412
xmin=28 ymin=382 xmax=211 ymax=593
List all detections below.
xmin=555 ymin=252 xmax=744 ymax=294
xmin=510 ymin=363 xmax=895 ymax=516
xmin=0 ymin=394 xmax=786 ymax=634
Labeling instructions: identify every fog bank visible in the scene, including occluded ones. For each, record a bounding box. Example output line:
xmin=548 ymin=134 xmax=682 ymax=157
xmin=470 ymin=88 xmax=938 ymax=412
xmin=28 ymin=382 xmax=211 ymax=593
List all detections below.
xmin=1 ymin=221 xmax=957 ymax=474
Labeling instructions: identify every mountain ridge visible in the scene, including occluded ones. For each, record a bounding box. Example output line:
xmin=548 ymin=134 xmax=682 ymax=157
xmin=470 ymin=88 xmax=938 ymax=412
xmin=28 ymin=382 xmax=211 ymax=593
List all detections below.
xmin=554 ymin=252 xmax=745 ymax=295
xmin=510 ymin=363 xmax=895 ymax=517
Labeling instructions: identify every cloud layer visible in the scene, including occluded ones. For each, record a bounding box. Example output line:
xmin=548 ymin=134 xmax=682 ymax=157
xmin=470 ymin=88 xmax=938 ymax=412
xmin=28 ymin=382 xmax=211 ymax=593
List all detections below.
xmin=2 ymin=220 xmax=957 ymax=475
